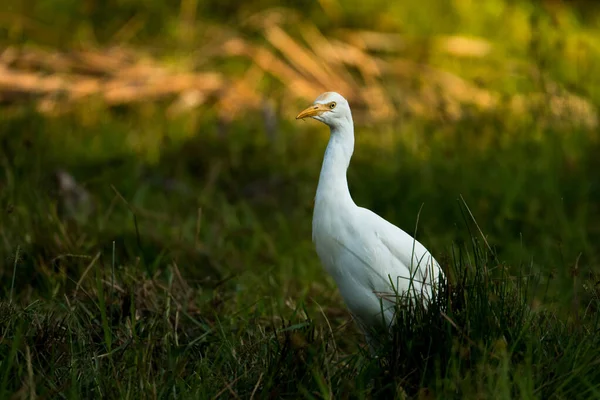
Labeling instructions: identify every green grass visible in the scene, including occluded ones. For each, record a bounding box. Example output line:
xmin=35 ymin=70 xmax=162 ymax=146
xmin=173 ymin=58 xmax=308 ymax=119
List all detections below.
xmin=1 ymin=103 xmax=599 ymax=398
xmin=2 ymin=0 xmax=600 ymax=398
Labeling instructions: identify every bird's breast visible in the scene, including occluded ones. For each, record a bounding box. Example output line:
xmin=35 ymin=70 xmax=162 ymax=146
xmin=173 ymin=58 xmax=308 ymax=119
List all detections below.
xmin=312 ymin=204 xmax=372 ymax=280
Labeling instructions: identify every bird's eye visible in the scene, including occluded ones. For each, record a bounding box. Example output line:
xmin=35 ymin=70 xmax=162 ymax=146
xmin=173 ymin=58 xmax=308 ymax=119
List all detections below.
xmin=330 ymin=102 xmax=336 ymax=109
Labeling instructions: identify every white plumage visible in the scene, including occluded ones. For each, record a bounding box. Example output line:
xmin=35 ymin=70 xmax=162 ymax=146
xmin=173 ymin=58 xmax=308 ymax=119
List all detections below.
xmin=296 ymin=92 xmax=444 ymax=348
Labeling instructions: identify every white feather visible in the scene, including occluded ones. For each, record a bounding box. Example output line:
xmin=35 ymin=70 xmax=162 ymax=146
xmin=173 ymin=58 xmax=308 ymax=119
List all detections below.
xmin=298 ymin=92 xmax=444 ymax=340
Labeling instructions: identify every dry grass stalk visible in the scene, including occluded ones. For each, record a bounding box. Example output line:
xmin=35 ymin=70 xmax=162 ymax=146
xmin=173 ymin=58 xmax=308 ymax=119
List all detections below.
xmin=0 ymin=19 xmax=596 ymax=128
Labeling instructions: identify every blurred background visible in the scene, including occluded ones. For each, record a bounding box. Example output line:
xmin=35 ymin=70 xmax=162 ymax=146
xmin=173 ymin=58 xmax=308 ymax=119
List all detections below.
xmin=1 ymin=0 xmax=600 ymax=311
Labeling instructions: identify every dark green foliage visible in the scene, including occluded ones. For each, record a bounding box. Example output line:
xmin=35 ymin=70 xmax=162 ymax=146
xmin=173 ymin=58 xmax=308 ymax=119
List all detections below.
xmin=0 ymin=104 xmax=599 ymax=398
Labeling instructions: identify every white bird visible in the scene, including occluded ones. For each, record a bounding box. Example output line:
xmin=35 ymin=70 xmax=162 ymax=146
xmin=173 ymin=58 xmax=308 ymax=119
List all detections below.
xmin=296 ymin=92 xmax=444 ymax=350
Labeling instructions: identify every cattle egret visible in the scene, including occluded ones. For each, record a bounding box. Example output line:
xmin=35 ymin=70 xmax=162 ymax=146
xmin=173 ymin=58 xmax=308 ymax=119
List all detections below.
xmin=296 ymin=92 xmax=444 ymax=350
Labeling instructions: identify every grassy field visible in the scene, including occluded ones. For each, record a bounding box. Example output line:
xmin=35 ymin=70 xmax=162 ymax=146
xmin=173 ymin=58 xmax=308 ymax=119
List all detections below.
xmin=1 ymin=0 xmax=600 ymax=398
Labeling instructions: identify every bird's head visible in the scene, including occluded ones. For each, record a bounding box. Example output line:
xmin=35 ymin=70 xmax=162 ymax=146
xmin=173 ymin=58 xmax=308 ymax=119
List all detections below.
xmin=296 ymin=92 xmax=352 ymax=129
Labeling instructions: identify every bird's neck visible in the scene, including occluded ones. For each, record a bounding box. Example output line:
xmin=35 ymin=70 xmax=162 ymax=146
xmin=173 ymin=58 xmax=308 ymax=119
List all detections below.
xmin=315 ymin=124 xmax=355 ymax=206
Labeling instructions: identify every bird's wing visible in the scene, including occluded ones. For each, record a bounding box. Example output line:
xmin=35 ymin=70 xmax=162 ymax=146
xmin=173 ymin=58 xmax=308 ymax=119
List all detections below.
xmin=357 ymin=207 xmax=443 ymax=291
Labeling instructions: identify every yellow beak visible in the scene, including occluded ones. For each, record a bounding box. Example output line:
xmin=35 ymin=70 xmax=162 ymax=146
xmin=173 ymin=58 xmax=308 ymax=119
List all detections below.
xmin=296 ymin=103 xmax=330 ymax=119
